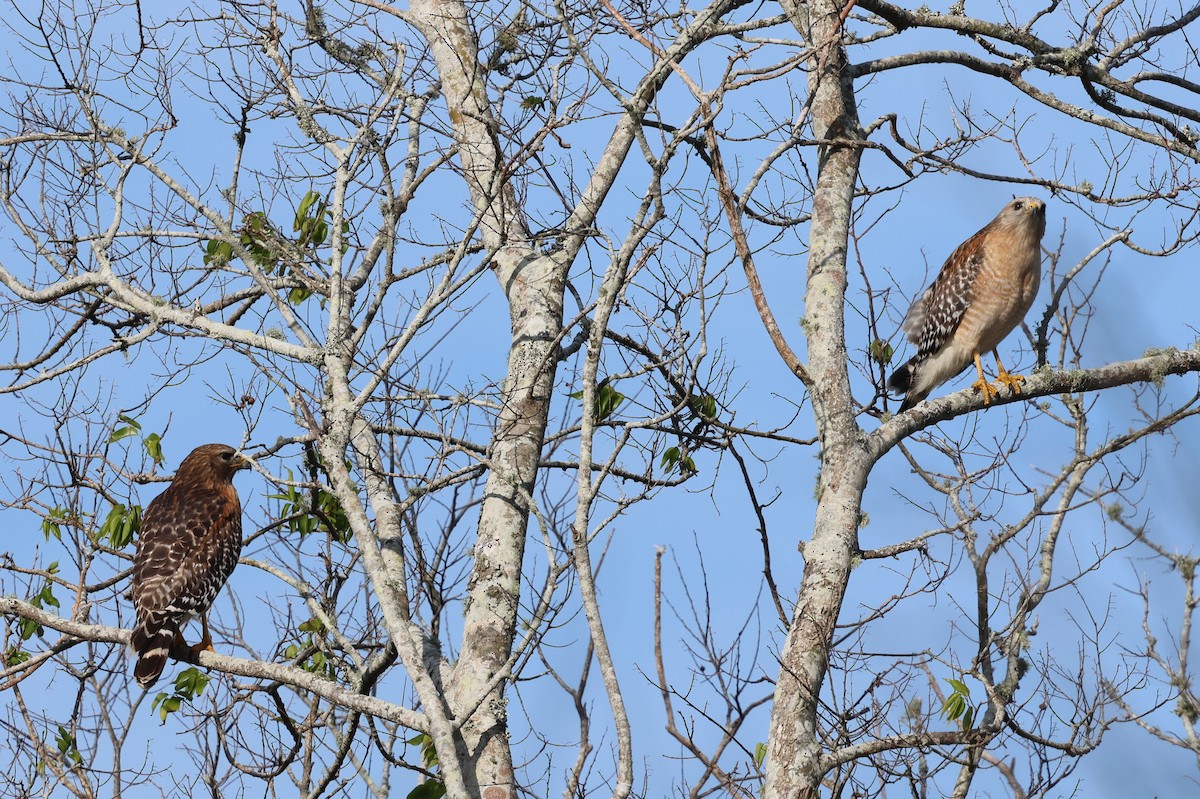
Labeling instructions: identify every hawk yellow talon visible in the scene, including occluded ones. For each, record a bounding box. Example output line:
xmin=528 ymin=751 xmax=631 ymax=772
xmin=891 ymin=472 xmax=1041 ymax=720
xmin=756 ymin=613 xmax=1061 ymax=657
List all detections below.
xmin=995 ymin=370 xmax=1025 ymax=395
xmin=971 ymin=375 xmax=1001 ymax=404
xmin=993 ymin=353 xmax=1025 ymax=396
xmin=970 ymin=351 xmax=999 ymax=405
xmin=190 ymin=616 xmax=215 ymax=656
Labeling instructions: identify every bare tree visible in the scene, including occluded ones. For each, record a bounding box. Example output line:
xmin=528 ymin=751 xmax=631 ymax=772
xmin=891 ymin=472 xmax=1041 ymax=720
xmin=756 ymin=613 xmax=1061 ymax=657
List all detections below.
xmin=2 ymin=1 xmax=1200 ymax=798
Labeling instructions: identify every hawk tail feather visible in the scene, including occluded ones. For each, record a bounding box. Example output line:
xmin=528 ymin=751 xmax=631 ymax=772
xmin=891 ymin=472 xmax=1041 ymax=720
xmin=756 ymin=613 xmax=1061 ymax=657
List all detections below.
xmin=888 ymin=359 xmax=915 ymax=394
xmin=889 ymin=357 xmax=927 ymax=412
xmin=131 ymin=617 xmax=176 ymax=688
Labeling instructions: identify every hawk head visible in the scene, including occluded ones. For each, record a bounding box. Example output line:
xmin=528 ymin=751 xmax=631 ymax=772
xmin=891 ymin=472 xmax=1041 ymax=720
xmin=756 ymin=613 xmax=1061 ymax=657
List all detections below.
xmin=995 ymin=196 xmax=1047 ymax=241
xmin=174 ymin=443 xmax=252 ymax=484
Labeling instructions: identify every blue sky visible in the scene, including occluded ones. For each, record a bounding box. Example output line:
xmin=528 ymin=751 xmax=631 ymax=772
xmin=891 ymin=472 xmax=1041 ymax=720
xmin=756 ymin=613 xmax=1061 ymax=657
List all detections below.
xmin=2 ymin=2 xmax=1199 ymax=797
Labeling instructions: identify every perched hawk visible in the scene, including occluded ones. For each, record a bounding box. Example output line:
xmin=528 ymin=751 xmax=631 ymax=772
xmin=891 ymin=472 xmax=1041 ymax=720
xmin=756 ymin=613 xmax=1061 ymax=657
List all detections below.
xmin=130 ymin=443 xmax=251 ymax=688
xmin=889 ymin=197 xmax=1047 ymax=412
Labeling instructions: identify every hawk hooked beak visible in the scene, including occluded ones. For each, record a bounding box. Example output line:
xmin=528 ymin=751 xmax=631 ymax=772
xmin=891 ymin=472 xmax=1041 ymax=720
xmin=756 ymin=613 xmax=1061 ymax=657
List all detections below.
xmin=225 ymin=451 xmax=252 ymax=472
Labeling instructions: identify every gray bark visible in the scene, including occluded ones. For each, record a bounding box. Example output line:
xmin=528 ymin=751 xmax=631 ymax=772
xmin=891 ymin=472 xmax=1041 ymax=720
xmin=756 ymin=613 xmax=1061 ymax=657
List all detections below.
xmin=763 ymin=2 xmax=871 ymax=797
xmin=407 ymin=1 xmax=564 ymax=794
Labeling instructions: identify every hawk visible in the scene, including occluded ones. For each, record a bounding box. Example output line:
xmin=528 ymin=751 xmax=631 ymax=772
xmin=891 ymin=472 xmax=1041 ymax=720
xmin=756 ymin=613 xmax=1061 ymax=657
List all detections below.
xmin=889 ymin=197 xmax=1047 ymax=412
xmin=129 ymin=443 xmax=251 ymax=688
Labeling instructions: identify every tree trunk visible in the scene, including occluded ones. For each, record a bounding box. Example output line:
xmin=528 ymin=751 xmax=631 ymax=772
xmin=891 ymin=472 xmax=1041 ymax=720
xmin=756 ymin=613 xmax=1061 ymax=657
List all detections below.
xmin=408 ymin=2 xmax=566 ymax=795
xmin=764 ymin=2 xmax=868 ymax=796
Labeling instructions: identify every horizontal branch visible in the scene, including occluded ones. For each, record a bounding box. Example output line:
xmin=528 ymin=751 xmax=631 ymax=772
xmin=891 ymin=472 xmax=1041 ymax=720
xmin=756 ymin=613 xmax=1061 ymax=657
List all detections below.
xmin=0 ymin=597 xmax=427 ymax=731
xmin=871 ymin=347 xmax=1200 ymax=457
xmin=823 ymin=727 xmax=985 ymax=771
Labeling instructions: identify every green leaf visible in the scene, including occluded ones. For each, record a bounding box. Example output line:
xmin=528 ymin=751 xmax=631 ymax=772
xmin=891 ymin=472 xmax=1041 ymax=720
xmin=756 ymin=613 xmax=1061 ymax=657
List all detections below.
xmin=942 ymin=693 xmax=964 ymax=722
xmin=144 ymin=433 xmax=165 ymax=466
xmin=940 ymin=676 xmax=973 ymax=726
xmin=41 ymin=507 xmax=68 ymax=541
xmin=108 ymin=425 xmax=140 ymax=444
xmin=173 ymin=667 xmax=210 ymax=699
xmin=159 ymin=696 xmax=181 ymax=722
xmin=240 ymin=212 xmax=279 ymax=269
xmin=288 ymin=285 xmax=313 ymax=305
xmin=405 ymin=733 xmax=440 ymax=768
xmin=54 ymin=726 xmax=81 ymax=764
xmin=407 ymin=781 xmax=446 ymax=799
xmin=299 ymin=617 xmax=326 ymax=634
xmin=753 ymin=741 xmax=768 ymax=768
xmin=661 ymin=447 xmax=680 ymax=471
xmin=5 ymin=647 xmax=30 ymax=667
xmin=295 ymin=190 xmax=320 ymax=229
xmin=520 ymin=95 xmax=545 ymax=111
xmin=100 ymin=504 xmax=141 ymax=550
xmin=38 ymin=584 xmax=59 ymax=609
xmin=202 ymin=239 xmax=234 ymax=266
xmin=594 ymin=383 xmax=625 ymax=423
xmin=869 ymin=339 xmax=895 ymax=366
xmin=17 ymin=616 xmax=43 ymax=641
xmin=687 ymin=394 xmax=717 ymax=420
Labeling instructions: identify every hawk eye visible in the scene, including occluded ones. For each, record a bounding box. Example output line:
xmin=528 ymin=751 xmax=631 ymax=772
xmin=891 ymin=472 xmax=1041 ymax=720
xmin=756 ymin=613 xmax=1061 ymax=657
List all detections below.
xmin=1013 ymin=200 xmax=1024 ymax=209
xmin=220 ymin=451 xmax=233 ymax=460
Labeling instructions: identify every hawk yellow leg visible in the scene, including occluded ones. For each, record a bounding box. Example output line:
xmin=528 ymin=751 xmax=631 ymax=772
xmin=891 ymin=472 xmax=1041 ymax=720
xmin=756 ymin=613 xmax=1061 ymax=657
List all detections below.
xmin=969 ymin=352 xmax=1001 ymax=404
xmin=992 ymin=351 xmax=1026 ymax=396
xmin=190 ymin=615 xmax=215 ymax=656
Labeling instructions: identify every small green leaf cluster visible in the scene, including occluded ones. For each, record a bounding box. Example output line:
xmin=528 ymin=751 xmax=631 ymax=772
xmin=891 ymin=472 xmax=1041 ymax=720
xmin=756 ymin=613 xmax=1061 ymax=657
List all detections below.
xmin=203 ymin=189 xmax=349 ymax=306
xmin=660 ymin=446 xmax=696 ymax=476
xmin=404 ymin=733 xmax=446 ymax=799
xmin=294 ymin=190 xmax=332 ymax=249
xmin=246 ymin=210 xmax=316 ymax=305
xmin=202 ymin=238 xmax=235 ymax=267
xmin=940 ymin=676 xmax=975 ymax=731
xmin=568 ymin=380 xmax=626 ymax=424
xmin=40 ymin=507 xmax=73 ymax=542
xmin=753 ymin=741 xmax=767 ymax=768
xmin=107 ymin=414 xmax=165 ymax=466
xmin=283 ymin=618 xmax=338 ymax=680
xmin=686 ymin=393 xmax=718 ymax=420
xmin=238 ymin=212 xmax=280 ymax=268
xmin=268 ymin=470 xmax=353 ymax=543
xmin=151 ymin=667 xmax=210 ymax=723
xmin=660 ymin=392 xmax=719 ymax=476
xmin=5 ymin=647 xmax=30 ymax=667
xmin=98 ymin=503 xmax=142 ymax=550
xmin=869 ymin=338 xmax=894 ymax=366
xmin=108 ymin=413 xmax=142 ymax=443
xmin=18 ymin=567 xmax=60 ymax=641
xmin=53 ymin=725 xmax=83 ymax=765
